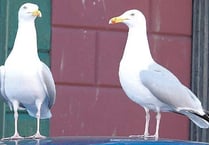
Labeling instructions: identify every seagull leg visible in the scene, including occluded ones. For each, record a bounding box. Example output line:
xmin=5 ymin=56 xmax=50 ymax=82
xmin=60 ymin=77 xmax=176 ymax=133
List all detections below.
xmin=129 ymin=107 xmax=150 ymax=139
xmin=154 ymin=110 xmax=161 ymax=140
xmin=144 ymin=108 xmax=161 ymax=140
xmin=33 ymin=113 xmax=45 ymax=139
xmin=32 ymin=101 xmax=45 ymax=139
xmin=2 ymin=100 xmax=23 ymax=140
xmin=26 ymin=100 xmax=45 ymax=139
xmin=11 ymin=101 xmax=23 ymax=139
xmin=143 ymin=107 xmax=150 ymax=138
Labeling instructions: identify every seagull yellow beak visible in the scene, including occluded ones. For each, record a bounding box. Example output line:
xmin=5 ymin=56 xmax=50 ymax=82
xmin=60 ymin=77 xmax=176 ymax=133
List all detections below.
xmin=32 ymin=10 xmax=42 ymax=17
xmin=109 ymin=17 xmax=128 ymax=24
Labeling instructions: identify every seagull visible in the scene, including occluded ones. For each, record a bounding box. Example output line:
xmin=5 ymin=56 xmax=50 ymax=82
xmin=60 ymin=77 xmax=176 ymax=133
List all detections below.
xmin=0 ymin=3 xmax=56 ymax=140
xmin=109 ymin=9 xmax=209 ymax=140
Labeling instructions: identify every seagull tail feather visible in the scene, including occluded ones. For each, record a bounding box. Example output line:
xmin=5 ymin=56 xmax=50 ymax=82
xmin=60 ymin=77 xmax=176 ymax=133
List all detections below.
xmin=187 ymin=111 xmax=209 ymax=128
xmin=193 ymin=111 xmax=209 ymax=125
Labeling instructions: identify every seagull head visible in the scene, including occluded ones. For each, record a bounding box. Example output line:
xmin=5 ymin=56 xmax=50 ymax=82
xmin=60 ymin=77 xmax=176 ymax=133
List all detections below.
xmin=18 ymin=3 xmax=42 ymax=22
xmin=109 ymin=9 xmax=146 ymax=29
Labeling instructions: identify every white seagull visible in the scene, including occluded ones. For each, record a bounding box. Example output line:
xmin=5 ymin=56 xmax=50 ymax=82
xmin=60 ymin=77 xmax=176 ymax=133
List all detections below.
xmin=0 ymin=3 xmax=56 ymax=140
xmin=109 ymin=9 xmax=209 ymax=140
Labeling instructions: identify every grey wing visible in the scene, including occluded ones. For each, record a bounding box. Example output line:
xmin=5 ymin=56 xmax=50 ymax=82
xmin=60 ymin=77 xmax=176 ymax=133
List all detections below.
xmin=0 ymin=65 xmax=13 ymax=109
xmin=40 ymin=62 xmax=56 ymax=109
xmin=0 ymin=65 xmax=7 ymax=101
xmin=0 ymin=65 xmax=12 ymax=110
xmin=140 ymin=64 xmax=202 ymax=112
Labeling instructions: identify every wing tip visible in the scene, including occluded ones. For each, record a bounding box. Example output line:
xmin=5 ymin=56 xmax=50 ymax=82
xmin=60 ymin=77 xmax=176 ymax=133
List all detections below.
xmin=192 ymin=111 xmax=209 ymax=128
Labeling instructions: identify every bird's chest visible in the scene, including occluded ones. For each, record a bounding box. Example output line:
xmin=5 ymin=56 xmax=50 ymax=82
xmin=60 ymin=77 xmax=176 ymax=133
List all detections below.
xmin=4 ymin=62 xmax=44 ymax=103
xmin=119 ymin=59 xmax=147 ymax=86
xmin=119 ymin=64 xmax=146 ymax=99
xmin=5 ymin=58 xmax=40 ymax=82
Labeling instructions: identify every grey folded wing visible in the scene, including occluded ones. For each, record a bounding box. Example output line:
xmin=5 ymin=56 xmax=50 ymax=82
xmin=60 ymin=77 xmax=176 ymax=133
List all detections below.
xmin=40 ymin=62 xmax=56 ymax=109
xmin=140 ymin=63 xmax=202 ymax=112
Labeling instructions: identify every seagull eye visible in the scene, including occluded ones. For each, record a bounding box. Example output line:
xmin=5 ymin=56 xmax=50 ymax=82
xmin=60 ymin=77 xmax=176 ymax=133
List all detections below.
xmin=23 ymin=6 xmax=27 ymax=9
xmin=130 ymin=13 xmax=135 ymax=16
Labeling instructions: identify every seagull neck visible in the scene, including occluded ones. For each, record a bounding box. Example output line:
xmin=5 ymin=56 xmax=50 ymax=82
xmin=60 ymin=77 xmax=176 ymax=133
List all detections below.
xmin=12 ymin=21 xmax=39 ymax=59
xmin=122 ymin=27 xmax=153 ymax=63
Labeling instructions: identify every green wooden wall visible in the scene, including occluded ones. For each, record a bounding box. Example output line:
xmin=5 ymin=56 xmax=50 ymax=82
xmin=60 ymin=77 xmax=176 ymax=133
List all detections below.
xmin=0 ymin=0 xmax=51 ymax=138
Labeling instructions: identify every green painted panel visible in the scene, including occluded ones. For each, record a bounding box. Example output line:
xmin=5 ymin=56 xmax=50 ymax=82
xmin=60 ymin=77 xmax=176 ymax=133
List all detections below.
xmin=0 ymin=0 xmax=51 ymax=138
xmin=0 ymin=0 xmax=8 ymax=64
xmin=0 ymin=0 xmax=8 ymax=138
xmin=39 ymin=52 xmax=50 ymax=67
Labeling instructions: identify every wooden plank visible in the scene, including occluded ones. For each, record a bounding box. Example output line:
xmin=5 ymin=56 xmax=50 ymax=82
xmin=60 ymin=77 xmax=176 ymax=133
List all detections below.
xmin=191 ymin=0 xmax=209 ymax=142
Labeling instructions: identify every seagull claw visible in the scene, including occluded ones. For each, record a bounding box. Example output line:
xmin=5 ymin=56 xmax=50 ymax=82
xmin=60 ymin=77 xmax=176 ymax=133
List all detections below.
xmin=26 ymin=133 xmax=46 ymax=139
xmin=129 ymin=134 xmax=158 ymax=141
xmin=1 ymin=133 xmax=24 ymax=140
xmin=129 ymin=134 xmax=145 ymax=138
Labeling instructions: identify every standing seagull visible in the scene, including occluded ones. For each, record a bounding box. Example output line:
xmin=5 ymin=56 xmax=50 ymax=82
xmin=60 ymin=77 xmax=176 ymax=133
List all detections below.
xmin=109 ymin=9 xmax=209 ymax=140
xmin=0 ymin=3 xmax=56 ymax=140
